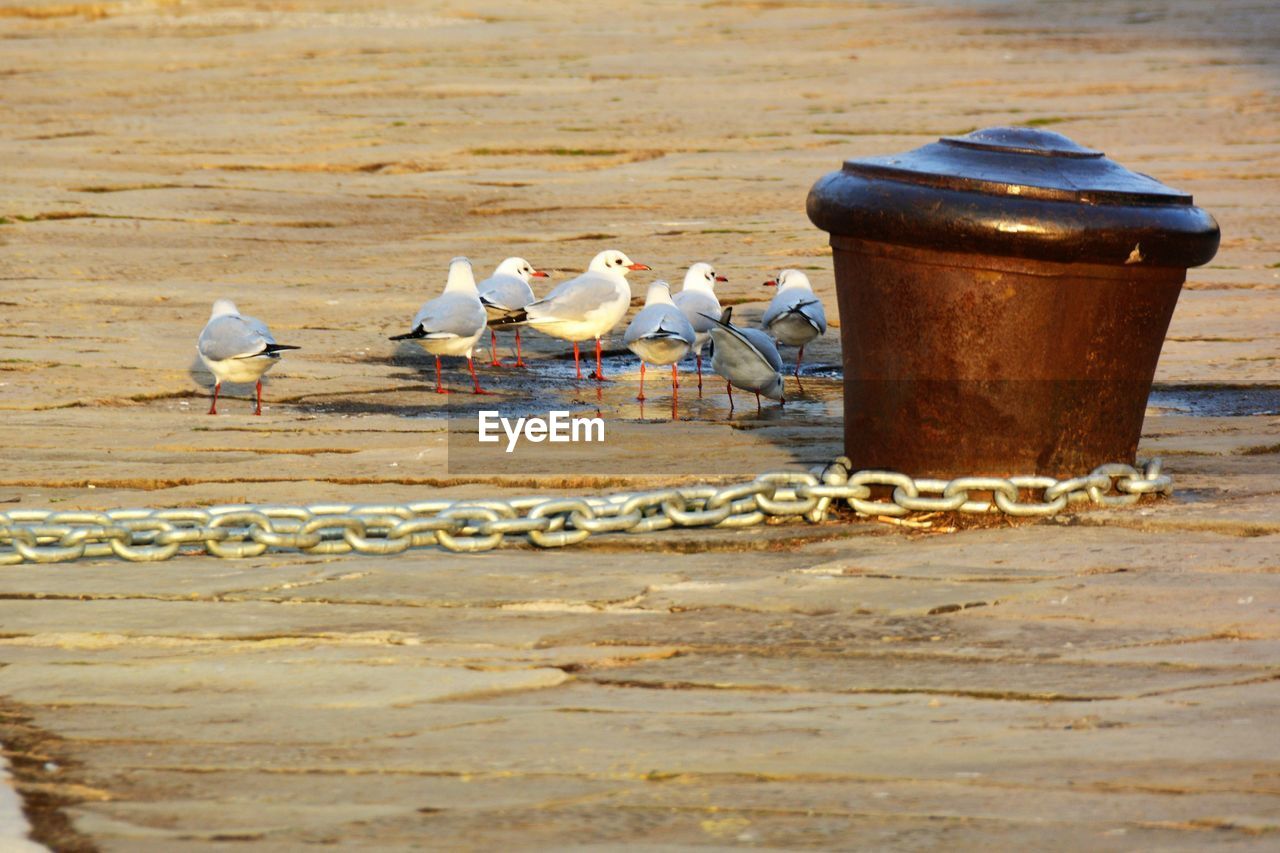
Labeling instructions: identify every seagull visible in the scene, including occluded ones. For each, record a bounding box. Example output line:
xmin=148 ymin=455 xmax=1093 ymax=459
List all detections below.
xmin=388 ymin=257 xmax=490 ymax=395
xmin=197 ymin=299 xmax=299 ymax=416
xmin=701 ymin=307 xmax=785 ymax=411
xmin=504 ymin=249 xmax=650 ymax=381
xmin=623 ymin=280 xmax=696 ymax=401
xmin=762 ymin=269 xmax=827 ymax=378
xmin=671 ymin=261 xmax=728 ymax=393
xmin=477 ymin=257 xmax=549 ymax=368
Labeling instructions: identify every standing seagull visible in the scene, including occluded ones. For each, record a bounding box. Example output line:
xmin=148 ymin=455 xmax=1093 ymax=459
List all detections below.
xmin=197 ymin=299 xmax=299 ymax=416
xmin=762 ymin=269 xmax=827 ymax=378
xmin=702 ymin=307 xmax=785 ymax=411
xmin=512 ymin=249 xmax=650 ymax=381
xmin=671 ymin=262 xmax=728 ymax=393
xmin=623 ymin=281 xmax=696 ymax=401
xmin=389 ymin=257 xmax=489 ymax=395
xmin=477 ymin=257 xmax=549 ymax=367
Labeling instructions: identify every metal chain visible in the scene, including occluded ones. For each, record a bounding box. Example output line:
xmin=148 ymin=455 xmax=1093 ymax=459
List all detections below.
xmin=0 ymin=458 xmax=1171 ymax=565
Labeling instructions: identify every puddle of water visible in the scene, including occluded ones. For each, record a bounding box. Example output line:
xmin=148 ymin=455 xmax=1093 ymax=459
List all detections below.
xmin=382 ymin=352 xmax=844 ymax=426
xmin=1147 ymin=385 xmax=1280 ymax=417
xmin=326 ymin=351 xmax=1280 ymax=423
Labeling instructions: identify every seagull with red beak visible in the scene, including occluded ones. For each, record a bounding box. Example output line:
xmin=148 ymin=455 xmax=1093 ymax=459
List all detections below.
xmin=762 ymin=269 xmax=827 ymax=379
xmin=477 ymin=257 xmax=549 ymax=367
xmin=511 ymin=249 xmax=650 ymax=380
xmin=671 ymin=261 xmax=728 ymax=392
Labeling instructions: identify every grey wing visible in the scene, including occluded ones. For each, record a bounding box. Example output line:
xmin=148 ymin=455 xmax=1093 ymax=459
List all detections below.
xmin=797 ymin=298 xmax=827 ymax=334
xmin=199 ymin=315 xmax=269 ymax=361
xmin=739 ymin=326 xmax=786 ymax=373
xmin=478 ymin=275 xmax=535 ymax=313
xmin=527 ymin=275 xmax=619 ymax=321
xmin=623 ymin=305 xmax=661 ymax=345
xmin=624 ymin=305 xmax=695 ymax=346
xmin=673 ymin=290 xmax=721 ymax=334
xmin=239 ymin=313 xmax=277 ymax=344
xmin=414 ymin=294 xmax=486 ymax=337
xmin=764 ymin=292 xmax=826 ymax=334
xmin=664 ymin=306 xmax=698 ymax=344
xmin=761 ymin=291 xmax=797 ymax=329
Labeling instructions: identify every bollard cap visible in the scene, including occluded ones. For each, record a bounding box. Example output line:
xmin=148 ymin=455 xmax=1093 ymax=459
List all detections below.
xmin=807 ymin=126 xmax=1220 ymax=268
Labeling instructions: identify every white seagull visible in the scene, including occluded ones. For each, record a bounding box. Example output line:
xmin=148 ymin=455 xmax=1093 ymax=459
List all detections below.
xmin=623 ymin=280 xmax=697 ymax=401
xmin=513 ymin=249 xmax=650 ymax=380
xmin=389 ymin=257 xmax=490 ymax=394
xmin=702 ymin=307 xmax=785 ymax=410
xmin=671 ymin=261 xmax=728 ymax=393
xmin=477 ymin=256 xmax=549 ymax=367
xmin=762 ymin=269 xmax=827 ymax=378
xmin=197 ymin=299 xmax=299 ymax=416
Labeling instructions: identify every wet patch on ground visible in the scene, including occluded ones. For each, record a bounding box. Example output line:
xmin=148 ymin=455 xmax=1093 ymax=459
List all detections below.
xmin=1148 ymin=383 xmax=1280 ymax=417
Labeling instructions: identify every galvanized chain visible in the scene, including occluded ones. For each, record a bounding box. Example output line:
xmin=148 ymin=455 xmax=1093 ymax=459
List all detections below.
xmin=0 ymin=458 xmax=1171 ymax=565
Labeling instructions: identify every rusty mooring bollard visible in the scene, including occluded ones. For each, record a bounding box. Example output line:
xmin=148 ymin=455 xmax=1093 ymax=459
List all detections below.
xmin=806 ymin=126 xmax=1220 ymax=478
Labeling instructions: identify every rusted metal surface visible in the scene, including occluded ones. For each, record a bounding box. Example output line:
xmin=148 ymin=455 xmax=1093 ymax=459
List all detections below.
xmin=808 ymin=127 xmax=1220 ymax=478
xmin=832 ymin=239 xmax=1184 ymax=477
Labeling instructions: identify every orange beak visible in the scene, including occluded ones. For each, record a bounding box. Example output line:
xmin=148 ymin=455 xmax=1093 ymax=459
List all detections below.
xmin=763 ymin=279 xmax=778 ymax=287
xmin=715 ymin=274 xmax=729 ymax=282
xmin=627 ymin=263 xmax=651 ymax=271
xmin=531 ymin=270 xmax=550 ymax=278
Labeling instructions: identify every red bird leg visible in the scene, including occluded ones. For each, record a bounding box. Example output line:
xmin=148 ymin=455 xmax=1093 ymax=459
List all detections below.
xmin=591 ymin=338 xmax=605 ymax=381
xmin=573 ymin=342 xmax=582 ymax=380
xmin=489 ymin=330 xmax=503 ymax=367
xmin=254 ymin=380 xmax=263 ymax=416
xmin=755 ymin=391 xmax=762 ymax=411
xmin=208 ymin=382 xmax=220 ymax=415
xmin=671 ymin=363 xmax=678 ymax=394
xmin=467 ymin=357 xmax=489 ymax=395
xmin=434 ymin=355 xmax=448 ymax=394
xmin=637 ymin=362 xmax=646 ymax=401
xmin=726 ymin=381 xmax=734 ymax=412
xmin=795 ymin=345 xmax=804 ymax=379
xmin=696 ymin=353 xmax=703 ymax=393
xmin=514 ymin=329 xmax=526 ymax=368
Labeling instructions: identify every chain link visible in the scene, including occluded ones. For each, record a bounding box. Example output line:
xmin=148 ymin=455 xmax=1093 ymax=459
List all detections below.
xmin=0 ymin=458 xmax=1172 ymax=564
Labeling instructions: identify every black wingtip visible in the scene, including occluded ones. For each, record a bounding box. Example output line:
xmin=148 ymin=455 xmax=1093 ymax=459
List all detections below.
xmin=263 ymin=343 xmax=301 ymax=353
xmin=697 ymin=306 xmax=733 ymax=328
xmin=487 ymin=310 xmax=528 ymax=328
xmin=388 ymin=328 xmax=426 ymax=341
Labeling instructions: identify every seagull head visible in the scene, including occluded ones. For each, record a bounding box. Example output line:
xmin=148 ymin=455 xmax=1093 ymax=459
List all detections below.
xmin=495 ymin=257 xmax=549 ymax=282
xmin=444 ymin=256 xmax=477 ymax=292
xmin=766 ymin=269 xmax=812 ymax=290
xmin=683 ymin=262 xmax=727 ymax=291
xmin=589 ymin=249 xmax=650 ymax=275
xmin=210 ymin=298 xmax=240 ymax=318
xmin=760 ymin=373 xmax=786 ymax=402
xmin=643 ymin=280 xmax=675 ymax=306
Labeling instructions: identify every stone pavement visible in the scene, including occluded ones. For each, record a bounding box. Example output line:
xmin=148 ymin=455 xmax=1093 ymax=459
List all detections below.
xmin=1 ymin=0 xmax=1278 ymax=849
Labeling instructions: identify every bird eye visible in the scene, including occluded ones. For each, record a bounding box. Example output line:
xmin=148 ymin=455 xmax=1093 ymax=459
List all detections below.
xmin=615 ymin=258 xmax=623 ymax=265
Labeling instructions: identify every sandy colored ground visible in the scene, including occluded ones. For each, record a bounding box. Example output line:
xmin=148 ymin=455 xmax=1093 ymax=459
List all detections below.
xmin=1 ymin=0 xmax=1278 ymax=849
